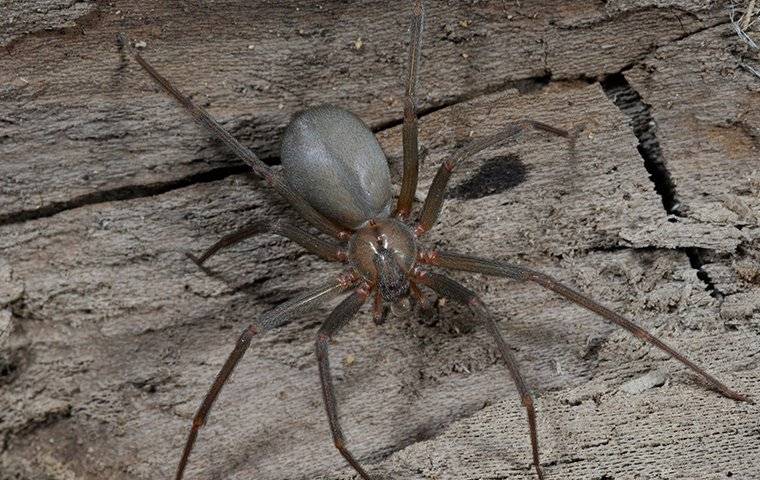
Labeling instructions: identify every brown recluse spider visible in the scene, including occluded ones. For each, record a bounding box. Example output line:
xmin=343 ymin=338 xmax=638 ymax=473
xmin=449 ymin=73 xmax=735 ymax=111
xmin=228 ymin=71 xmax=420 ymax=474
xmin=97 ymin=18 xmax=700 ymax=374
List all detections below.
xmin=118 ymin=2 xmax=751 ymax=479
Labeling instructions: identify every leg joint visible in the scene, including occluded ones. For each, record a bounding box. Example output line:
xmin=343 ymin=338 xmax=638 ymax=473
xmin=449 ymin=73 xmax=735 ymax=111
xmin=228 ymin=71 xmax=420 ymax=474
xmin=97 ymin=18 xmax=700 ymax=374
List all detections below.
xmin=192 ymin=414 xmax=206 ymax=429
xmin=316 ymin=332 xmax=331 ymax=344
xmin=334 ymin=437 xmax=346 ymax=451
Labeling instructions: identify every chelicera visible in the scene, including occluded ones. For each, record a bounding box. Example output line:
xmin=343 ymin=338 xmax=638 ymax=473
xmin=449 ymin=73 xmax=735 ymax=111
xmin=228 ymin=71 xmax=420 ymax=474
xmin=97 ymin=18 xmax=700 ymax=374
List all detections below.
xmin=118 ymin=2 xmax=750 ymax=479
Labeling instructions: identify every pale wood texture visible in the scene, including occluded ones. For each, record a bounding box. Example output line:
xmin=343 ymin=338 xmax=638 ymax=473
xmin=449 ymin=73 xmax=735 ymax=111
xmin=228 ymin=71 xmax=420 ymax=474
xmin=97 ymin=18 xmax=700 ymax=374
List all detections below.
xmin=1 ymin=1 xmax=758 ymax=480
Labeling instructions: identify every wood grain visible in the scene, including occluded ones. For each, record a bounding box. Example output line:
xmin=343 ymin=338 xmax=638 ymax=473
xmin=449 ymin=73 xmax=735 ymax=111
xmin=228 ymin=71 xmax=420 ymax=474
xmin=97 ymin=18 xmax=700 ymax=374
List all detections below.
xmin=1 ymin=1 xmax=758 ymax=479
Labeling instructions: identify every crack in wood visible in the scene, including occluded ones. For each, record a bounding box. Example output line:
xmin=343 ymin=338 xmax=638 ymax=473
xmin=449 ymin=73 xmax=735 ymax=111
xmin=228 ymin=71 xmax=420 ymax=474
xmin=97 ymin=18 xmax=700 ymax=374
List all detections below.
xmin=599 ymin=18 xmax=733 ymax=84
xmin=370 ymin=73 xmax=553 ymax=133
xmin=0 ymin=164 xmax=248 ymax=227
xmin=0 ymin=73 xmax=555 ymax=228
xmin=599 ymin=74 xmax=679 ymax=215
xmin=1 ymin=2 xmax=102 ymax=50
xmin=1 ymin=8 xmax=728 ymax=230
xmin=600 ymin=72 xmax=725 ymax=298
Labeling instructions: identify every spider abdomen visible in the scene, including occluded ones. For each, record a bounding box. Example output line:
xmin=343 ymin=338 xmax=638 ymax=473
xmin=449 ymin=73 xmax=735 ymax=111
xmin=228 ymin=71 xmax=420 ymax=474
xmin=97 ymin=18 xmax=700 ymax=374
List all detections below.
xmin=280 ymin=105 xmax=392 ymax=229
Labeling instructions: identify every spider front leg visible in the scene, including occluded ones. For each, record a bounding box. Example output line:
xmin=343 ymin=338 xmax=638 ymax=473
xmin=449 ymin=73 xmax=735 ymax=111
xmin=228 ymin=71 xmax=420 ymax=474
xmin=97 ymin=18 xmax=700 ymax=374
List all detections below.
xmin=416 ymin=271 xmax=546 ymax=479
xmin=395 ymin=0 xmax=424 ymax=218
xmin=422 ymin=250 xmax=751 ymax=403
xmin=415 ymin=121 xmax=570 ymax=236
xmin=174 ymin=274 xmax=357 ymax=480
xmin=117 ymin=34 xmax=350 ymax=240
xmin=316 ymin=287 xmax=373 ymax=479
xmin=187 ymin=220 xmax=347 ymax=267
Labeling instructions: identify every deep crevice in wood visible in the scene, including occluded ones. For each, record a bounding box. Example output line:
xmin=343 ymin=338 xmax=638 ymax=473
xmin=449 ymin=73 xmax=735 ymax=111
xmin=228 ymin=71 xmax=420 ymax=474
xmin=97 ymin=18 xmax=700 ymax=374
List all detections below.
xmin=600 ymin=73 xmax=681 ymax=216
xmin=600 ymin=73 xmax=724 ymax=299
xmin=684 ymin=247 xmax=724 ymax=300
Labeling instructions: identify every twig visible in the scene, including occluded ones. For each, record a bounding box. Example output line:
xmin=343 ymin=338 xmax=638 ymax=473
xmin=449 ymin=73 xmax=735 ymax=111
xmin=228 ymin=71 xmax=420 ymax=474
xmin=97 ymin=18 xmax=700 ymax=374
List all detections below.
xmin=740 ymin=0 xmax=757 ymax=30
xmin=730 ymin=2 xmax=759 ymax=49
xmin=740 ymin=62 xmax=760 ymax=78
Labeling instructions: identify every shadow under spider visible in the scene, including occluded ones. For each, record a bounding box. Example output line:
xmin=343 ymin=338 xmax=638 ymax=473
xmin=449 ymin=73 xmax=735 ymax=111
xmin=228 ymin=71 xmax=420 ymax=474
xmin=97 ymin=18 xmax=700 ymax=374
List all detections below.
xmin=449 ymin=153 xmax=527 ymax=200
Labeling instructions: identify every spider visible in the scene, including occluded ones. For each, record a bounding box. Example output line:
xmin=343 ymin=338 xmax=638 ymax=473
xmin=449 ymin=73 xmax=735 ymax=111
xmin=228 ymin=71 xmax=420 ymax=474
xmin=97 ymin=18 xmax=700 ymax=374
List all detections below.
xmin=118 ymin=1 xmax=749 ymax=479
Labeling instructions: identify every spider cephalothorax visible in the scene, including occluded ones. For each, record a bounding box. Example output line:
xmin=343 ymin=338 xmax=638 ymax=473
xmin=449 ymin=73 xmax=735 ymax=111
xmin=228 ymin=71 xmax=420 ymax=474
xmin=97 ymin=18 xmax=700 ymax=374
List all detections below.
xmin=349 ymin=218 xmax=416 ymax=304
xmin=118 ymin=1 xmax=750 ymax=479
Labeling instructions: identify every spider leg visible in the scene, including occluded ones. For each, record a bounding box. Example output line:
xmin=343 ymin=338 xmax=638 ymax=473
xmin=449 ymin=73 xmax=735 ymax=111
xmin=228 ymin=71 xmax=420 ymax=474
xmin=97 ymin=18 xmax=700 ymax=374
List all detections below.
xmin=174 ymin=275 xmax=358 ymax=480
xmin=116 ymin=34 xmax=349 ymax=241
xmin=316 ymin=287 xmax=373 ymax=479
xmin=421 ymin=250 xmax=752 ymax=403
xmin=188 ymin=220 xmax=347 ymax=267
xmin=416 ymin=271 xmax=545 ymax=480
xmin=415 ymin=121 xmax=569 ymax=236
xmin=395 ymin=0 xmax=424 ymax=218
xmin=409 ymin=281 xmax=430 ymax=310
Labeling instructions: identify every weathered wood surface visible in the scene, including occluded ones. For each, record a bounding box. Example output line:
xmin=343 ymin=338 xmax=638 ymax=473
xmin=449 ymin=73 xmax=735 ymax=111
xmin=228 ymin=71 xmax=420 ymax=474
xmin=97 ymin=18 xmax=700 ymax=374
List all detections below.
xmin=0 ymin=0 xmax=728 ymax=222
xmin=1 ymin=1 xmax=758 ymax=480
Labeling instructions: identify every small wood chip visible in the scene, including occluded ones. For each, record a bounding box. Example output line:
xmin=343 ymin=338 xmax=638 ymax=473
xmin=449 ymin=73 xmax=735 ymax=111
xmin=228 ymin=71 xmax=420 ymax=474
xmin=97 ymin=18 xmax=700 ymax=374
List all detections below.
xmin=620 ymin=370 xmax=668 ymax=394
